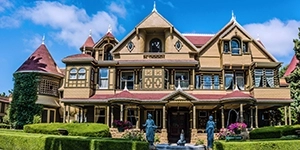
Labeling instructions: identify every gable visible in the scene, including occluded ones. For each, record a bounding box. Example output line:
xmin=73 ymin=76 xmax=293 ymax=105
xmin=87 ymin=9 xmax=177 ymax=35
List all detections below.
xmin=137 ymin=11 xmax=172 ymax=28
xmin=162 ymin=90 xmax=197 ymax=101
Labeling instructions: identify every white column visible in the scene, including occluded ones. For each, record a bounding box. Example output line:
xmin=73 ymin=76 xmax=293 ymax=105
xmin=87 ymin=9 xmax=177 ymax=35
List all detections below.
xmin=120 ymin=104 xmax=123 ymax=121
xmin=163 ymin=106 xmax=166 ymax=129
xmin=106 ymin=106 xmax=110 ymax=126
xmin=221 ymin=107 xmax=224 ymax=128
xmin=137 ymin=107 xmax=140 ymax=129
xmin=240 ymin=104 xmax=243 ymax=122
xmin=68 ymin=105 xmax=70 ymax=123
xmin=193 ymin=106 xmax=196 ymax=129
xmin=289 ymin=106 xmax=292 ymax=125
xmin=255 ymin=105 xmax=258 ymax=128
xmin=284 ymin=106 xmax=287 ymax=125
xmin=111 ymin=106 xmax=114 ymax=127
xmin=80 ymin=108 xmax=83 ymax=123
xmin=250 ymin=107 xmax=253 ymax=128
xmin=63 ymin=104 xmax=66 ymax=123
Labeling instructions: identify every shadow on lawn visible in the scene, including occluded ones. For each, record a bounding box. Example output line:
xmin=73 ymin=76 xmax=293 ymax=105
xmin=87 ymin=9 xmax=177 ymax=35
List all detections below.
xmin=44 ymin=137 xmax=91 ymax=150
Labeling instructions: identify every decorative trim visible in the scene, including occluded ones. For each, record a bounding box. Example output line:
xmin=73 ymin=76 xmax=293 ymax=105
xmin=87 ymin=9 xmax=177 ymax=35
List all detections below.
xmin=126 ymin=41 xmax=135 ymax=52
xmin=174 ymin=40 xmax=182 ymax=51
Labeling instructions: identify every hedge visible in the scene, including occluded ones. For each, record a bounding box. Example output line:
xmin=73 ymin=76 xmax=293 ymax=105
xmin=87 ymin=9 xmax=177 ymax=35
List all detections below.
xmin=0 ymin=129 xmax=148 ymax=150
xmin=0 ymin=123 xmax=10 ymax=129
xmin=24 ymin=123 xmax=111 ymax=137
xmin=250 ymin=125 xmax=300 ymax=139
xmin=214 ymin=140 xmax=300 ymax=150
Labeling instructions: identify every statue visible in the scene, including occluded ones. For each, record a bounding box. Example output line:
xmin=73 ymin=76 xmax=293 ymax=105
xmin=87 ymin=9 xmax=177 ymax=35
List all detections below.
xmin=143 ymin=113 xmax=157 ymax=146
xmin=177 ymin=129 xmax=186 ymax=146
xmin=206 ymin=116 xmax=215 ymax=149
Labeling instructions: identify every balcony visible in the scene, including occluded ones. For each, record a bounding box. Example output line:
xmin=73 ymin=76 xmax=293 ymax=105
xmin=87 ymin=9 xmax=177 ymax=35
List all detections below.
xmin=251 ymin=88 xmax=291 ymax=100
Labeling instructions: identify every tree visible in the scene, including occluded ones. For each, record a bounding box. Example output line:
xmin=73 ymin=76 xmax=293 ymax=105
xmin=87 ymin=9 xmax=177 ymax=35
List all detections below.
xmin=9 ymin=72 xmax=42 ymax=129
xmin=279 ymin=65 xmax=288 ymax=78
xmin=285 ymin=27 xmax=300 ymax=124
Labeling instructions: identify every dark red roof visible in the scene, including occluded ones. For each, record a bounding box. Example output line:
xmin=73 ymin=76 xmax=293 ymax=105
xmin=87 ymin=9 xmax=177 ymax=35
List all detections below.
xmin=105 ymin=32 xmax=114 ymax=38
xmin=109 ymin=90 xmax=138 ymax=100
xmin=64 ymin=53 xmax=93 ymax=59
xmin=284 ymin=55 xmax=299 ymax=77
xmin=16 ymin=44 xmax=63 ymax=76
xmin=221 ymin=90 xmax=253 ymax=100
xmin=184 ymin=35 xmax=213 ymax=47
xmin=80 ymin=36 xmax=94 ymax=49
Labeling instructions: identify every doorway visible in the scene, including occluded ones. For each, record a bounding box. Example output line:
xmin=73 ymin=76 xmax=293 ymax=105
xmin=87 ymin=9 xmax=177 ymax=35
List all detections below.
xmin=167 ymin=107 xmax=190 ymax=143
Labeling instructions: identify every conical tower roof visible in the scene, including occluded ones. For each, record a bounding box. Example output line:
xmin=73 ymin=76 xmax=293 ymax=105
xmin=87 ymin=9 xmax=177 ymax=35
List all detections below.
xmin=16 ymin=43 xmax=63 ymax=77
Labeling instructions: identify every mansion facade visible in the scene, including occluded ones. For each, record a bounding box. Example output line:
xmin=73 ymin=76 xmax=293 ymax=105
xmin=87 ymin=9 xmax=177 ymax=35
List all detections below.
xmin=15 ymin=8 xmax=292 ymax=143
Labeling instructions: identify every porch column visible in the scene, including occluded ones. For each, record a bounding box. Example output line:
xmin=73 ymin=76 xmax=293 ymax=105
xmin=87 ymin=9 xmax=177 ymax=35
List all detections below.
xmin=163 ymin=106 xmax=166 ymax=129
xmin=106 ymin=106 xmax=110 ymax=126
xmin=255 ymin=105 xmax=258 ymax=128
xmin=68 ymin=105 xmax=70 ymax=123
xmin=111 ymin=106 xmax=114 ymax=127
xmin=284 ymin=106 xmax=287 ymax=125
xmin=171 ymin=70 xmax=174 ymax=89
xmin=250 ymin=107 xmax=253 ymax=128
xmin=221 ymin=107 xmax=224 ymax=128
xmin=80 ymin=108 xmax=83 ymax=123
xmin=289 ymin=106 xmax=292 ymax=125
xmin=120 ymin=104 xmax=124 ymax=121
xmin=193 ymin=106 xmax=196 ymax=129
xmin=240 ymin=104 xmax=243 ymax=122
xmin=63 ymin=104 xmax=66 ymax=123
xmin=125 ymin=107 xmax=128 ymax=121
xmin=137 ymin=107 xmax=140 ymax=129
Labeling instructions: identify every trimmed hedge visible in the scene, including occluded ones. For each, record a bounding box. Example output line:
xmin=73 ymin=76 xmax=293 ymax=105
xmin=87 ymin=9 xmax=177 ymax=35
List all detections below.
xmin=0 ymin=129 xmax=148 ymax=150
xmin=0 ymin=123 xmax=10 ymax=129
xmin=24 ymin=123 xmax=111 ymax=137
xmin=250 ymin=125 xmax=300 ymax=139
xmin=215 ymin=140 xmax=300 ymax=150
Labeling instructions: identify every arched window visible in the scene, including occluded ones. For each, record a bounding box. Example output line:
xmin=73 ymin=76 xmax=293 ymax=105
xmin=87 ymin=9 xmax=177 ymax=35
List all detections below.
xmin=231 ymin=38 xmax=240 ymax=54
xmin=149 ymin=38 xmax=162 ymax=52
xmin=78 ymin=68 xmax=86 ymax=79
xmin=69 ymin=68 xmax=77 ymax=79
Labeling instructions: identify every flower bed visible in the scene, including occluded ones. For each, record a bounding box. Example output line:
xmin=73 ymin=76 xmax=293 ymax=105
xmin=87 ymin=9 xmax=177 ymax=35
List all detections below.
xmin=112 ymin=120 xmax=133 ymax=132
xmin=217 ymin=122 xmax=247 ymax=141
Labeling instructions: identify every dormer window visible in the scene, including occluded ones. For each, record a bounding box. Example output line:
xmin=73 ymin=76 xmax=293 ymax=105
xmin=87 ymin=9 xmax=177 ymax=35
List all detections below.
xmin=231 ymin=38 xmax=240 ymax=54
xmin=150 ymin=38 xmax=162 ymax=52
xmin=69 ymin=68 xmax=77 ymax=79
xmin=78 ymin=68 xmax=86 ymax=79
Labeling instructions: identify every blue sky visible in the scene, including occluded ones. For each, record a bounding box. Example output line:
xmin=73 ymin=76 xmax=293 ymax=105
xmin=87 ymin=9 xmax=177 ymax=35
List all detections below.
xmin=0 ymin=0 xmax=300 ymax=94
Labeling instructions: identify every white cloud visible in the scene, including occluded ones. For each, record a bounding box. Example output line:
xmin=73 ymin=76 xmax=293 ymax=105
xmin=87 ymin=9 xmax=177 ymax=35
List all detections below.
xmin=19 ymin=1 xmax=124 ymax=48
xmin=107 ymin=2 xmax=126 ymax=18
xmin=158 ymin=0 xmax=175 ymax=8
xmin=243 ymin=19 xmax=300 ymax=59
xmin=0 ymin=0 xmax=13 ymax=12
xmin=0 ymin=16 xmax=20 ymax=28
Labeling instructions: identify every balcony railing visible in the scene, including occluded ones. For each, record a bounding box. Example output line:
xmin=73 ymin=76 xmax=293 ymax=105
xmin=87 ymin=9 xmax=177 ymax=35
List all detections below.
xmin=143 ymin=53 xmax=165 ymax=59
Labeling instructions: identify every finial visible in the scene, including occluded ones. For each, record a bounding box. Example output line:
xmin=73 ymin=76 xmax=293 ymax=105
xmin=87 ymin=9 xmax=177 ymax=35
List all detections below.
xmin=107 ymin=24 xmax=112 ymax=33
xmin=42 ymin=34 xmax=45 ymax=44
xmin=176 ymin=78 xmax=182 ymax=91
xmin=231 ymin=10 xmax=236 ymax=21
xmin=152 ymin=1 xmax=157 ymax=12
xmin=89 ymin=29 xmax=92 ymax=37
xmin=123 ymin=80 xmax=128 ymax=91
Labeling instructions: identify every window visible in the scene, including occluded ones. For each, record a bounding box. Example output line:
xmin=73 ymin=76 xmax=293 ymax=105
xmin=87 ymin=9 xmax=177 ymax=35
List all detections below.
xmin=231 ymin=38 xmax=240 ymax=54
xmin=95 ymin=107 xmax=105 ymax=124
xmin=195 ymin=75 xmax=201 ymax=89
xmin=164 ymin=69 xmax=169 ymax=89
xmin=78 ymin=68 xmax=86 ymax=79
xmin=149 ymin=38 xmax=162 ymax=52
xmin=69 ymin=68 xmax=77 ymax=79
xmin=254 ymin=69 xmax=275 ymax=88
xmin=225 ymin=72 xmax=245 ymax=90
xmin=223 ymin=41 xmax=229 ymax=53
xmin=104 ymin=49 xmax=113 ymax=60
xmin=127 ymin=108 xmax=137 ymax=126
xmin=265 ymin=69 xmax=274 ymax=87
xmin=99 ymin=68 xmax=108 ymax=89
xmin=203 ymin=75 xmax=212 ymax=89
xmin=243 ymin=42 xmax=248 ymax=53
xmin=147 ymin=110 xmax=162 ymax=128
xmin=39 ymin=79 xmax=59 ymax=96
xmin=214 ymin=75 xmax=220 ymax=89
xmin=121 ymin=72 xmax=134 ymax=89
xmin=175 ymin=71 xmax=189 ymax=89
xmin=254 ymin=69 xmax=263 ymax=87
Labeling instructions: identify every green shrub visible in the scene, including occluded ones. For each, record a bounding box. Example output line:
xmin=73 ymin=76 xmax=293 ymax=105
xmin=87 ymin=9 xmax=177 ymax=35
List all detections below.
xmin=24 ymin=123 xmax=111 ymax=137
xmin=0 ymin=123 xmax=10 ymax=129
xmin=250 ymin=125 xmax=300 ymax=139
xmin=0 ymin=130 xmax=148 ymax=150
xmin=32 ymin=115 xmax=41 ymax=124
xmin=215 ymin=140 xmax=300 ymax=150
xmin=121 ymin=129 xmax=146 ymax=141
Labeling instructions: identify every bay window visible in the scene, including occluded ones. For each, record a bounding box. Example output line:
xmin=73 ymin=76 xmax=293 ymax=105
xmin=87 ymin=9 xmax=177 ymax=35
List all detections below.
xmin=203 ymin=75 xmax=212 ymax=89
xmin=254 ymin=69 xmax=275 ymax=88
xmin=225 ymin=72 xmax=244 ymax=90
xmin=175 ymin=71 xmax=189 ymax=89
xmin=121 ymin=71 xmax=134 ymax=89
xmin=254 ymin=69 xmax=263 ymax=87
xmin=195 ymin=74 xmax=219 ymax=89
xmin=69 ymin=68 xmax=77 ymax=79
xmin=78 ymin=68 xmax=86 ymax=79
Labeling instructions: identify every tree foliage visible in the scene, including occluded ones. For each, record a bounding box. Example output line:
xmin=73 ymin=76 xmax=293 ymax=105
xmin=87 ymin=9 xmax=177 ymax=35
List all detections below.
xmin=285 ymin=27 xmax=300 ymax=124
xmin=279 ymin=65 xmax=288 ymax=78
xmin=9 ymin=73 xmax=42 ymax=129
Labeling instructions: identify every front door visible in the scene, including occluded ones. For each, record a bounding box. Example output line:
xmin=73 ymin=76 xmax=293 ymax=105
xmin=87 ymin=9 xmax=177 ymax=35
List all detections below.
xmin=168 ymin=108 xmax=190 ymax=143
